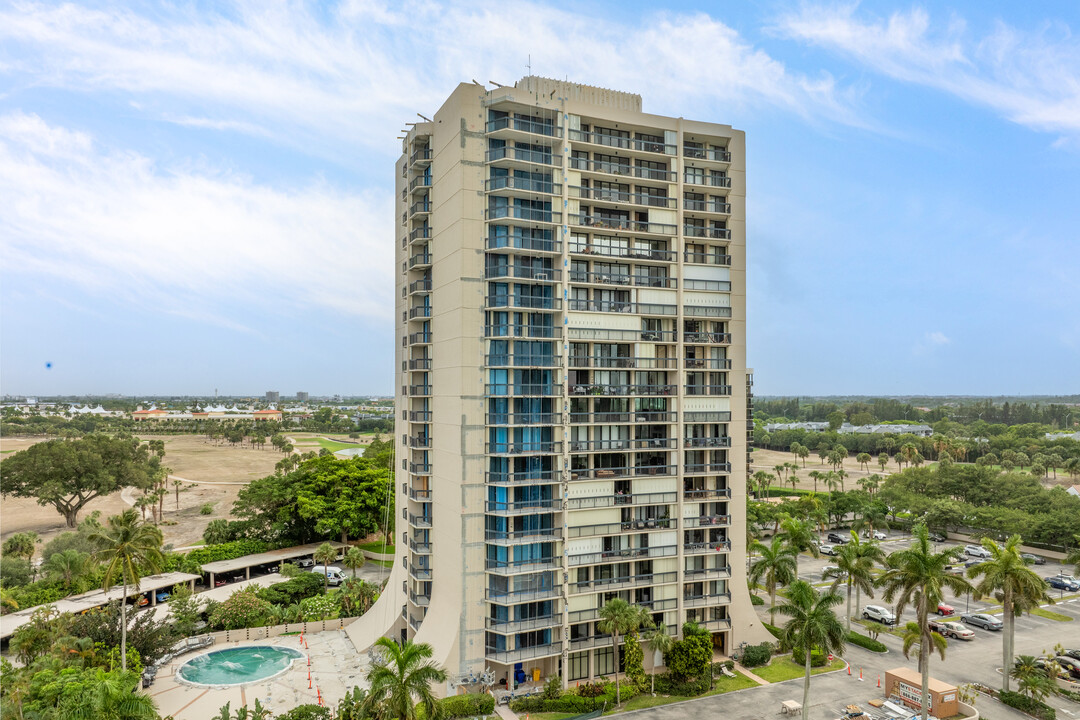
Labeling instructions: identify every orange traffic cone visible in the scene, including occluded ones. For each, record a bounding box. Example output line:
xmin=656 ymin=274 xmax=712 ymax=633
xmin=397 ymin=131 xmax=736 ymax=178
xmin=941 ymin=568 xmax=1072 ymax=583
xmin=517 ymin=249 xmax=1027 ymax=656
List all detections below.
xmin=300 ymin=633 xmax=304 ymax=645
xmin=847 ymin=664 xmax=852 ymax=676
xmin=877 ymin=674 xmax=881 ymax=688
xmin=859 ymin=668 xmax=864 ymax=681
xmin=307 ymin=654 xmax=311 ymax=666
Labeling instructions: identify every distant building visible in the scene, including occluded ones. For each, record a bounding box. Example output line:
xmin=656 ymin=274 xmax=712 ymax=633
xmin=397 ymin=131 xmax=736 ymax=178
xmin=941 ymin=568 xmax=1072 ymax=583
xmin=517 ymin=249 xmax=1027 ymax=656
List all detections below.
xmin=266 ymin=391 xmax=280 ymax=404
xmin=1066 ymin=485 xmax=1080 ymax=498
xmin=253 ymin=408 xmax=283 ymax=421
xmin=296 ymin=391 xmax=309 ymax=402
xmin=764 ymin=422 xmax=933 ymax=437
xmin=132 ymin=407 xmax=169 ymax=421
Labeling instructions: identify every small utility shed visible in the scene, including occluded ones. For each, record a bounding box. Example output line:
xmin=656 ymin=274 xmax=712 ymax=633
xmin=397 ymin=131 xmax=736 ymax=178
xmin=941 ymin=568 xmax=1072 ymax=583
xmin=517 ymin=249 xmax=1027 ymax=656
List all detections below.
xmin=884 ymin=667 xmax=958 ymax=719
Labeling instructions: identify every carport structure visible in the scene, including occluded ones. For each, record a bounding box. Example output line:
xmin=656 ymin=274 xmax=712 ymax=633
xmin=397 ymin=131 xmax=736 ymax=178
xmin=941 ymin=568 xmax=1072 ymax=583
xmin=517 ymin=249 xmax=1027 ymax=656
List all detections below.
xmin=199 ymin=541 xmax=348 ymax=588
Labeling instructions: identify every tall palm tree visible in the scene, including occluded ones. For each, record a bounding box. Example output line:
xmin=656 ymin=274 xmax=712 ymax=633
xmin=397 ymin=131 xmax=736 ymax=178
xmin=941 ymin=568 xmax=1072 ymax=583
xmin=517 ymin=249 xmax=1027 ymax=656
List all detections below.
xmin=363 ymin=637 xmax=447 ymax=720
xmin=966 ymin=535 xmax=1052 ymax=692
xmin=749 ymin=537 xmax=798 ymax=624
xmin=777 ymin=580 xmax=846 ymax=720
xmin=642 ymin=623 xmax=674 ymax=696
xmin=878 ymin=525 xmax=971 ymax=720
xmin=824 ymin=531 xmax=883 ymax=633
xmin=597 ymin=597 xmax=650 ymax=705
xmin=808 ymin=470 xmax=821 ymax=493
xmin=61 ymin=668 xmax=160 ymax=720
xmin=778 ymin=516 xmax=819 ymax=578
xmin=313 ymin=542 xmax=339 ymax=592
xmin=88 ymin=509 xmax=163 ymax=671
xmin=343 ymin=546 xmax=366 ymax=579
xmin=43 ymin=549 xmax=91 ymax=589
xmin=900 ymin=621 xmax=946 ymax=674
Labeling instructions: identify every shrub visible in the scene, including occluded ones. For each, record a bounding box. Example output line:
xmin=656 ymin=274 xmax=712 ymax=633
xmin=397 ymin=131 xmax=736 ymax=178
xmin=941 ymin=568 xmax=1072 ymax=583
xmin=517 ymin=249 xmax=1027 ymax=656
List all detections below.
xmin=256 ymin=574 xmax=324 ymax=606
xmin=298 ymin=594 xmax=338 ymax=621
xmin=740 ymin=643 xmax=773 ymax=668
xmin=541 ymin=675 xmax=562 ymax=699
xmin=575 ymin=681 xmax=610 ymax=698
xmin=511 ymin=692 xmax=612 ymax=714
xmin=1000 ymin=690 xmax=1056 ymax=720
xmin=846 ymin=631 xmax=887 ymax=653
xmin=208 ymin=588 xmax=273 ymax=630
xmin=200 ymin=503 xmax=214 ymax=515
xmin=277 ymin=705 xmax=333 ymax=720
xmin=654 ymin=674 xmax=709 ymax=696
xmin=438 ymin=693 xmax=495 ymax=718
xmin=624 ymin=634 xmax=648 ymax=692
xmin=179 ymin=540 xmax=270 ymax=574
xmin=751 ymin=594 xmax=765 ymax=606
xmin=665 ymin=634 xmax=712 ymax=681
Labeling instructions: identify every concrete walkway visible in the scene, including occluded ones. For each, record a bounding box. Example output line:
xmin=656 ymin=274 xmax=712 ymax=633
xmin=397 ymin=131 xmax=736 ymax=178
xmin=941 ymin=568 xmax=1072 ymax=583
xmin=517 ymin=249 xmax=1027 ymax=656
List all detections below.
xmin=493 ymin=703 xmax=519 ymax=720
xmin=732 ymin=662 xmax=770 ymax=685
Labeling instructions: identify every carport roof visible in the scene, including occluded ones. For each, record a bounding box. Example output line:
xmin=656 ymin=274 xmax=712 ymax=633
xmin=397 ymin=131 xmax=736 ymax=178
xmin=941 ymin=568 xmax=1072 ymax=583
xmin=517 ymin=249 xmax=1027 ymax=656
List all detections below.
xmin=199 ymin=541 xmax=348 ymax=575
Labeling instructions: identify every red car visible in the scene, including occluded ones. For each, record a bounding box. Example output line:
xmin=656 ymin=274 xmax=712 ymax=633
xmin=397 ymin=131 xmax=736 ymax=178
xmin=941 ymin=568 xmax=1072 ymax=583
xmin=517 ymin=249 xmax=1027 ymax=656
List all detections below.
xmin=936 ymin=603 xmax=955 ymax=616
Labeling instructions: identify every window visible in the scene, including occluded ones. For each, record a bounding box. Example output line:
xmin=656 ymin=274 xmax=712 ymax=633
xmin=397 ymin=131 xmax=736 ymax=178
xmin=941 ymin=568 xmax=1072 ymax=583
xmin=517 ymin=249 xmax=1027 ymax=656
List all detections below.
xmin=569 ymin=651 xmax=589 ymax=681
xmin=594 ymin=647 xmax=615 ymax=676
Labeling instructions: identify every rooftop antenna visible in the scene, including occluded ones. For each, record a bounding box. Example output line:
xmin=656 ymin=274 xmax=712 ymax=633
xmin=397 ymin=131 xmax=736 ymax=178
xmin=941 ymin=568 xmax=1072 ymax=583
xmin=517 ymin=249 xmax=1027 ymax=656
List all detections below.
xmin=527 ymin=54 xmax=531 ymax=76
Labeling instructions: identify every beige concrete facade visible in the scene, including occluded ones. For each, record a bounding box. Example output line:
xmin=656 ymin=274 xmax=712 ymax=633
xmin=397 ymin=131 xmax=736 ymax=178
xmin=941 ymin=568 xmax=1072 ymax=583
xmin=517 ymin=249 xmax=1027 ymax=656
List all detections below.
xmin=349 ymin=76 xmax=770 ymax=693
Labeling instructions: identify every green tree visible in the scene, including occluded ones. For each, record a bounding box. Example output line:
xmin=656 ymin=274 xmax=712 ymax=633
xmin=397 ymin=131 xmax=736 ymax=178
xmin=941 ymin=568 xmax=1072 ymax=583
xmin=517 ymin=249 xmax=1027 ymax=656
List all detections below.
xmin=1 ymin=436 xmax=160 ymax=527
xmin=823 ymin=531 xmax=883 ymax=633
xmin=877 ymin=453 xmax=889 ymax=472
xmin=778 ymin=515 xmax=819 ymax=578
xmin=87 ymin=509 xmax=164 ymax=671
xmin=362 ymin=637 xmax=446 ymax=720
xmin=900 ymin=620 xmax=946 ymax=674
xmin=777 ymin=580 xmax=846 ymax=720
xmin=597 ymin=597 xmax=650 ymax=705
xmin=826 ymin=411 xmax=845 ymax=431
xmin=42 ymin=549 xmax=91 ymax=589
xmin=1010 ymin=655 xmax=1057 ymax=703
xmin=1066 ymin=535 xmax=1080 ymax=574
xmin=313 ymin=542 xmax=339 ymax=592
xmin=343 ymin=546 xmax=367 ymax=580
xmin=2 ymin=532 xmax=39 ymax=576
xmin=749 ymin=536 xmax=798 ymax=624
xmin=168 ymin=583 xmax=203 ymax=637
xmin=878 ymin=525 xmax=971 ymax=720
xmin=56 ymin=668 xmax=160 ymax=720
xmin=856 ymin=453 xmax=872 ymax=472
xmin=642 ymin=623 xmax=674 ymax=695
xmin=967 ymin=535 xmax=1052 ymax=693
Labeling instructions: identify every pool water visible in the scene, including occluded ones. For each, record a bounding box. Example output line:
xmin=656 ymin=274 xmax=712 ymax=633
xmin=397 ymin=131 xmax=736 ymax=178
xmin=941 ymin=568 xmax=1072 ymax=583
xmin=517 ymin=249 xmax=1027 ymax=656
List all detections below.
xmin=177 ymin=646 xmax=304 ymax=686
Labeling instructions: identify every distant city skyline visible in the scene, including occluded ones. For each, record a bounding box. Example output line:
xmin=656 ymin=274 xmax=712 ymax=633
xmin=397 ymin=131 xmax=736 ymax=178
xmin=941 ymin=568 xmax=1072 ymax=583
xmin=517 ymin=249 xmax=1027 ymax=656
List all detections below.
xmin=2 ymin=1 xmax=1078 ymax=397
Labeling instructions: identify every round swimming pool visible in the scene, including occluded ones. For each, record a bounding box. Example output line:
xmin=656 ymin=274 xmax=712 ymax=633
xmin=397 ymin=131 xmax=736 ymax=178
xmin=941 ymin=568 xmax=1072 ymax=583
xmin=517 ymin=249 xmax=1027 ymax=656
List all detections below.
xmin=177 ymin=646 xmax=304 ymax=686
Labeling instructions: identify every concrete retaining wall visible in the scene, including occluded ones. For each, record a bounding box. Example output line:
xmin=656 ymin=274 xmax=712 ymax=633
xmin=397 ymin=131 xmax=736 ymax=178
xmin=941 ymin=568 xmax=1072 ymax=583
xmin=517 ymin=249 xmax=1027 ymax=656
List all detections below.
xmin=207 ymin=616 xmax=360 ymax=645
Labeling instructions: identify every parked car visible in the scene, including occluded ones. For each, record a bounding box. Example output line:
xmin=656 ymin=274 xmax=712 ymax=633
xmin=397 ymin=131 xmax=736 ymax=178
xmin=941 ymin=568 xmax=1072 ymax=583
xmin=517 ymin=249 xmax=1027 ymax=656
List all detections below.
xmin=936 ymin=603 xmax=955 ymax=616
xmin=822 ymin=565 xmax=841 ymax=577
xmin=928 ymin=532 xmax=946 ymax=542
xmin=1052 ymin=656 xmax=1080 ymax=680
xmin=296 ymin=557 xmax=315 ymax=568
xmin=1062 ymin=649 xmax=1080 ymax=661
xmin=964 ymin=559 xmax=985 ymax=568
xmin=1048 ymin=575 xmax=1080 ymax=591
xmin=961 ymin=613 xmax=1003 ymax=631
xmin=827 ymin=533 xmax=849 ymax=544
xmin=213 ymin=577 xmax=229 ymax=587
xmin=944 ymin=564 xmax=965 ymax=576
xmin=862 ymin=530 xmax=887 ymax=540
xmin=862 ymin=605 xmax=896 ymax=625
xmin=309 ymin=565 xmax=346 ymax=587
xmin=819 ymin=544 xmax=837 ymax=556
xmin=154 ymin=590 xmax=171 ymax=603
xmin=964 ymin=544 xmax=991 ymax=558
xmin=930 ymin=621 xmax=975 ymax=640
xmin=1020 ymin=553 xmax=1046 ymax=565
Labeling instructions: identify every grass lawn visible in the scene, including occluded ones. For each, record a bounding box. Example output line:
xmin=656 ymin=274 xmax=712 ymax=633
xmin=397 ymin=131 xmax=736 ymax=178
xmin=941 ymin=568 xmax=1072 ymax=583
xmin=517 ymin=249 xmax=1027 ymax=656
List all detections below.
xmin=753 ymin=657 xmax=847 ymax=683
xmin=357 ymin=540 xmax=396 ymax=554
xmin=616 ymin=671 xmax=760 ymax=713
xmin=526 ymin=714 xmax=578 ymax=720
xmin=369 ymin=559 xmax=394 ymax=568
xmin=1030 ymin=607 xmax=1073 ymax=622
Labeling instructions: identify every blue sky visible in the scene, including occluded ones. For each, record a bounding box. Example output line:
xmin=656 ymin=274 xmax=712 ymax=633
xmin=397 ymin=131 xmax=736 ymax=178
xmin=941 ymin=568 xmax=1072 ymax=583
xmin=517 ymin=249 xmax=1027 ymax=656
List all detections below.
xmin=1 ymin=0 xmax=1078 ymax=397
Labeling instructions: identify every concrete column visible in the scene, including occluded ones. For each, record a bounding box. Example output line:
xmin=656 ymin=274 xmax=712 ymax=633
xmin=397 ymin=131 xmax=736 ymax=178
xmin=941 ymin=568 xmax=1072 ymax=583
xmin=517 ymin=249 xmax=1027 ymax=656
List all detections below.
xmin=210 ymin=572 xmax=215 ymax=588
xmin=246 ymin=567 xmax=251 ymax=580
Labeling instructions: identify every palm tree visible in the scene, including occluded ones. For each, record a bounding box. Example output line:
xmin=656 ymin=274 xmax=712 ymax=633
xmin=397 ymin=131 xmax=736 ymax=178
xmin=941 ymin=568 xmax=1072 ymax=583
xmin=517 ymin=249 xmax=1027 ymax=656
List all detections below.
xmin=60 ymin=668 xmax=160 ymax=720
xmin=967 ymin=535 xmax=1052 ymax=693
xmin=787 ymin=470 xmax=800 ymax=493
xmin=362 ymin=637 xmax=446 ymax=720
xmin=878 ymin=524 xmax=971 ymax=720
xmin=88 ymin=509 xmax=164 ymax=671
xmin=1011 ymin=655 xmax=1057 ymax=703
xmin=854 ymin=505 xmax=889 ymax=537
xmin=856 ymin=453 xmax=871 ymax=472
xmin=42 ymin=549 xmax=91 ymax=589
xmin=824 ymin=532 xmax=883 ymax=633
xmin=808 ymin=470 xmax=822 ymax=493
xmin=597 ymin=597 xmax=650 ymax=705
xmin=778 ymin=515 xmax=819 ymax=578
xmin=343 ymin=546 xmax=366 ymax=579
xmin=877 ymin=453 xmax=889 ymax=473
xmin=900 ymin=621 xmax=946 ymax=674
xmin=313 ymin=542 xmax=338 ymax=592
xmin=749 ymin=537 xmax=798 ymax=624
xmin=857 ymin=475 xmax=881 ymax=497
xmin=777 ymin=580 xmax=846 ymax=720
xmin=1066 ymin=534 xmax=1080 ymax=575
xmin=642 ymin=623 xmax=674 ymax=695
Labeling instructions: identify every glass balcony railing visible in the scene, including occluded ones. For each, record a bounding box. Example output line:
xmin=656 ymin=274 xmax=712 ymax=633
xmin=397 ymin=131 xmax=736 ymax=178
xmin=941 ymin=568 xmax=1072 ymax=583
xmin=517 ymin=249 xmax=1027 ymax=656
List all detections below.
xmin=485 ymin=146 xmax=562 ymax=166
xmin=567 ymin=299 xmax=675 ymax=316
xmin=570 ymin=214 xmax=676 ymax=236
xmin=485 ymin=176 xmax=562 ymax=194
xmin=486 ymin=116 xmax=562 ymax=137
xmin=568 ymin=157 xmax=676 ymax=181
xmin=568 ymin=270 xmax=677 ymax=289
xmin=485 ymin=206 xmax=562 ymax=223
xmin=569 ymin=185 xmax=676 ymax=208
xmin=683 ymin=225 xmax=731 ymax=239
xmin=684 ymin=173 xmax=731 ymax=188
xmin=683 ymin=146 xmax=731 ymax=162
xmin=569 ymin=129 xmax=675 ymax=155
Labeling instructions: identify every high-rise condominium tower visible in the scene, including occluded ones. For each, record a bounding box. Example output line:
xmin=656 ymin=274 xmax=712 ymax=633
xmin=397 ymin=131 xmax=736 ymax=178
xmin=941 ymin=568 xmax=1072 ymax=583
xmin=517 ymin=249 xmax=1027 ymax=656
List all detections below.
xmin=351 ymin=76 xmax=767 ymax=691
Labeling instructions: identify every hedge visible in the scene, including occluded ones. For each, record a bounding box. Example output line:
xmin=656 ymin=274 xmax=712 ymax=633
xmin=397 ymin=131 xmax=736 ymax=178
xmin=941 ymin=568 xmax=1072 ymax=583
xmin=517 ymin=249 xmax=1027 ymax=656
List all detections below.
xmin=654 ymin=674 xmax=709 ymax=696
xmin=846 ymin=631 xmax=887 ymax=653
xmin=1000 ymin=690 xmax=1056 ymax=720
xmin=438 ymin=693 xmax=495 ymax=718
xmin=741 ymin=643 xmax=772 ymax=667
xmin=176 ymin=540 xmax=271 ymax=573
xmin=510 ymin=688 xmax=621 ymax=713
xmin=751 ymin=594 xmax=764 ymax=606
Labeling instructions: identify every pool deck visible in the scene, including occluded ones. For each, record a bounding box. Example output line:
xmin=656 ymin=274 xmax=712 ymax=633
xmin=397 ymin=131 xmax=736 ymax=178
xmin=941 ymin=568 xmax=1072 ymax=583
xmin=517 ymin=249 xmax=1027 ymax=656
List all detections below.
xmin=149 ymin=631 xmax=370 ymax=718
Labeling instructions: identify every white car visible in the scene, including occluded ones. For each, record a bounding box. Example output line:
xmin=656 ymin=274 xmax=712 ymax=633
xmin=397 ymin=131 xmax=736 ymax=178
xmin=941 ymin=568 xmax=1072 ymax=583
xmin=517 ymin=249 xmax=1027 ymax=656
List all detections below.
xmin=964 ymin=545 xmax=991 ymax=558
xmin=822 ymin=565 xmax=841 ymax=577
xmin=863 ymin=605 xmax=897 ymax=625
xmin=862 ymin=530 xmax=887 ymax=540
xmin=819 ymin=544 xmax=837 ymax=556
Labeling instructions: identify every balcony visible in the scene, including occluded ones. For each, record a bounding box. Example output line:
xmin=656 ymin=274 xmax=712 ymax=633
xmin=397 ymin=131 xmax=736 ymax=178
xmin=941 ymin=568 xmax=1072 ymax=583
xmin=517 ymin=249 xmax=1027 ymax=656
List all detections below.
xmin=683 ymin=279 xmax=732 ymax=293
xmin=683 ymin=436 xmax=732 ymax=448
xmin=409 ymin=539 xmax=432 ymax=554
xmin=409 ymin=614 xmax=423 ymax=631
xmin=684 ymin=384 xmax=733 ymax=396
xmin=684 ymin=515 xmax=732 ymax=528
xmin=408 ymin=513 xmax=432 ymax=528
xmin=485 ymin=175 xmax=561 ymax=195
xmin=486 ymin=116 xmax=562 ymax=138
xmin=408 ymin=252 xmax=431 ymax=269
xmin=484 ymin=206 xmax=562 ymax=224
xmin=407 ymin=358 xmax=431 ymax=370
xmin=684 ymin=565 xmax=732 ymax=580
xmin=485 ymin=264 xmax=561 ymax=282
xmin=683 ymin=306 xmax=733 ymax=319
xmin=408 ymin=278 xmax=432 ymax=294
xmin=568 ymin=410 xmax=677 ymax=424
xmin=485 ymin=615 xmax=562 ymax=634
xmin=484 ymin=355 xmax=561 ymax=369
xmin=568 ymin=383 xmax=676 ymax=397
xmin=485 ymin=146 xmax=562 ymax=167
xmin=407 ymin=384 xmax=432 ymax=396
xmin=684 ymin=173 xmax=731 ymax=188
xmin=409 ymin=591 xmax=430 ymax=607
xmin=684 ymin=540 xmax=731 ymax=555
xmin=408 ymin=147 xmax=431 ymax=166
xmin=485 ymin=587 xmax=562 ymax=605
xmin=408 ymin=306 xmax=431 ymax=320
xmin=486 ymin=412 xmax=562 ymax=426
xmin=568 ymin=438 xmax=676 ymax=452
xmin=485 ymin=295 xmax=561 ymax=311
xmin=569 ymin=156 xmax=676 ymax=182
xmin=568 ymin=571 xmax=677 ymax=595
xmin=485 ymin=384 xmax=561 ymax=397
xmin=485 ymin=642 xmax=562 ymax=664
xmin=569 ymin=242 xmax=675 ymax=263
xmin=408 ymin=200 xmax=431 ymax=217
xmin=409 ymin=565 xmax=432 ymax=581
xmin=565 ymin=490 xmax=677 ymax=510
xmin=683 ymin=225 xmax=731 ymax=240
xmin=569 ymin=129 xmax=675 ymax=155
xmin=568 ymin=465 xmax=677 ymax=480
xmin=684 ymin=199 xmax=732 ymax=214
xmin=569 ymin=356 xmax=676 ymax=370
xmin=683 ymin=592 xmax=732 ymax=608
xmin=483 ymin=325 xmax=561 ymax=340
xmin=409 ymin=175 xmax=432 ymax=192
xmin=485 ymin=470 xmax=561 ymax=486
xmin=568 ymin=544 xmax=677 ymax=566
xmin=683 ymin=488 xmax=732 ymax=502
xmin=484 ymin=236 xmax=561 ymax=254
xmin=683 ymin=331 xmax=731 ymax=344
xmin=567 ymin=299 xmax=675 ymax=316
xmin=485 ymin=440 xmax=563 ymax=454
xmin=567 ymin=517 xmax=676 ymax=538
xmin=408 ymin=436 xmax=431 ymax=449
xmin=569 ymin=185 xmax=676 ymax=209
xmin=696 ymin=618 xmax=732 ymax=632
xmin=683 ymin=146 xmax=731 ymax=163
xmin=485 ymin=498 xmax=561 ymax=514
xmin=684 ymin=463 xmax=732 ymax=475
xmin=407 ymin=410 xmax=432 ymax=421
xmin=484 ymin=557 xmax=560 ymax=575
xmin=408 ymin=226 xmax=431 ymax=242
xmin=568 ymin=270 xmax=677 ymax=289
xmin=408 ymin=463 xmax=431 ymax=475
xmin=486 ymin=527 xmax=562 ymax=545
xmin=570 ymin=214 xmax=676 ymax=236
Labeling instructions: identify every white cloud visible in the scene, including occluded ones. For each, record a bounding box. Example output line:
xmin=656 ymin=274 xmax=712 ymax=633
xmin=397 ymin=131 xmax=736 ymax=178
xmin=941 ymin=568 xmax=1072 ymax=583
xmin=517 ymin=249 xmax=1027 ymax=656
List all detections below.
xmin=0 ymin=111 xmax=393 ymax=326
xmin=0 ymin=0 xmax=864 ymax=162
xmin=775 ymin=5 xmax=1080 ymax=137
xmin=926 ymin=331 xmax=950 ymax=346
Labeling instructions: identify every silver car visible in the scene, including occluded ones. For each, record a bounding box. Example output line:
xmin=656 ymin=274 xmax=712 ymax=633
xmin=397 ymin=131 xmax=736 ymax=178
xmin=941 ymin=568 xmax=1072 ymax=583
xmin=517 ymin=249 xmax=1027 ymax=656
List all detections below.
xmin=961 ymin=613 xmax=1003 ymax=631
xmin=863 ymin=605 xmax=897 ymax=625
